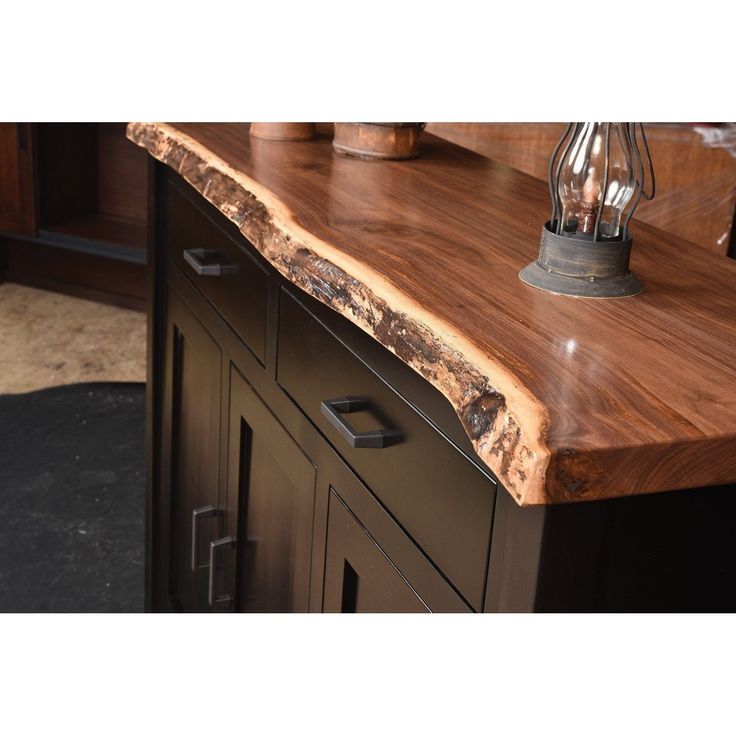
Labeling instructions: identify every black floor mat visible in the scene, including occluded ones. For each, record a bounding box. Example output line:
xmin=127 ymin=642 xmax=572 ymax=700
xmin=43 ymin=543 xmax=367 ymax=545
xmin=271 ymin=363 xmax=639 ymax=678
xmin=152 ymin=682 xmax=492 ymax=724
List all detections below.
xmin=0 ymin=382 xmax=145 ymax=612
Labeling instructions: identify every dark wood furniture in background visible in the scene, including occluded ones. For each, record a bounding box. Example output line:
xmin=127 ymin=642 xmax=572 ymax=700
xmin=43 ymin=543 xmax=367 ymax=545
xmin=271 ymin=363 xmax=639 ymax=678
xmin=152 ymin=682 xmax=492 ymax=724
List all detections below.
xmin=0 ymin=123 xmax=147 ymax=308
xmin=139 ymin=124 xmax=736 ymax=613
xmin=0 ymin=123 xmax=34 ymax=235
xmin=427 ymin=123 xmax=736 ymax=257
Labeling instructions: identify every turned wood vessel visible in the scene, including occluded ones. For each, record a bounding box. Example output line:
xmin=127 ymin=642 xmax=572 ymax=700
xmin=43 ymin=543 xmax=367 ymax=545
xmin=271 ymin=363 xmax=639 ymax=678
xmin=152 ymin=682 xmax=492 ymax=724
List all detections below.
xmin=333 ymin=123 xmax=424 ymax=160
xmin=249 ymin=123 xmax=316 ymax=141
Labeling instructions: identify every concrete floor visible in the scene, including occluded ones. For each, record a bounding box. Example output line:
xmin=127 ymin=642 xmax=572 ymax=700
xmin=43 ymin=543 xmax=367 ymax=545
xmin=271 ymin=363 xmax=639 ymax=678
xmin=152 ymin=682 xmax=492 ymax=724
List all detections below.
xmin=0 ymin=283 xmax=146 ymax=394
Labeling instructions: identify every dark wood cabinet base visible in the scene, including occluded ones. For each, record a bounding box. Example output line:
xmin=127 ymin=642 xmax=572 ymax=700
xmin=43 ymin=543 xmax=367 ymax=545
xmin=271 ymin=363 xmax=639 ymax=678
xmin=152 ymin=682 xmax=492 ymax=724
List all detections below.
xmin=487 ymin=482 xmax=736 ymax=612
xmin=1 ymin=236 xmax=146 ymax=310
xmin=147 ymin=162 xmax=736 ymax=613
xmin=0 ymin=123 xmax=148 ymax=310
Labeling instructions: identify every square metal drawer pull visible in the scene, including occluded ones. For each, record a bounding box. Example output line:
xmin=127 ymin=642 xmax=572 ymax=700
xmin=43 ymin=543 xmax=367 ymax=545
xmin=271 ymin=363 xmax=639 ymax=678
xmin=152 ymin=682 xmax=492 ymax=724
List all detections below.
xmin=320 ymin=396 xmax=403 ymax=449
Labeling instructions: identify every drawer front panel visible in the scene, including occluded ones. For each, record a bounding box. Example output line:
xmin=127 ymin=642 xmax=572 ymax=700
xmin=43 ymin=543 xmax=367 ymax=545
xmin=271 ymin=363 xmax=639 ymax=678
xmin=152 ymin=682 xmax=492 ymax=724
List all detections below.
xmin=162 ymin=178 xmax=269 ymax=364
xmin=277 ymin=289 xmax=496 ymax=611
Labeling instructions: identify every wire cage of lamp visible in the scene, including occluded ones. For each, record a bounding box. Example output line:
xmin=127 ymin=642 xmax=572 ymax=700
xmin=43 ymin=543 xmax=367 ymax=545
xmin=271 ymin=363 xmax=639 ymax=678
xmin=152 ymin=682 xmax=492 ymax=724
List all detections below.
xmin=520 ymin=122 xmax=655 ymax=298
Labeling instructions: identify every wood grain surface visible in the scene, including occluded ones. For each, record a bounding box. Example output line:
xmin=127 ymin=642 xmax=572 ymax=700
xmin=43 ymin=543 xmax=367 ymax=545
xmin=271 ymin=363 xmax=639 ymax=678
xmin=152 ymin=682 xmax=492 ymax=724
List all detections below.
xmin=127 ymin=122 xmax=736 ymax=506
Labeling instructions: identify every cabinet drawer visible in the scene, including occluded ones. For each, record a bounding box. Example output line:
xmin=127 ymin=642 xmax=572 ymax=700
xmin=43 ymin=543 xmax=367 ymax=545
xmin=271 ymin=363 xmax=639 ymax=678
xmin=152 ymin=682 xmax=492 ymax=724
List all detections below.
xmin=277 ymin=289 xmax=496 ymax=611
xmin=162 ymin=176 xmax=269 ymax=364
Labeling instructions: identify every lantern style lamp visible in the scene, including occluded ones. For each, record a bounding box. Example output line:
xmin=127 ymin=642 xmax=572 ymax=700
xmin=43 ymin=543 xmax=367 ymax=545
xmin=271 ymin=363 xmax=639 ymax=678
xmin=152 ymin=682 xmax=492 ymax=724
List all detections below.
xmin=520 ymin=122 xmax=655 ymax=298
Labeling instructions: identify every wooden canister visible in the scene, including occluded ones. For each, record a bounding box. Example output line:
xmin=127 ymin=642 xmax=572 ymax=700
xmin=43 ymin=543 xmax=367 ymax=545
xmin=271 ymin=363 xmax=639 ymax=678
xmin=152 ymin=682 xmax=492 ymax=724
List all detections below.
xmin=249 ymin=123 xmax=316 ymax=141
xmin=333 ymin=123 xmax=424 ymax=160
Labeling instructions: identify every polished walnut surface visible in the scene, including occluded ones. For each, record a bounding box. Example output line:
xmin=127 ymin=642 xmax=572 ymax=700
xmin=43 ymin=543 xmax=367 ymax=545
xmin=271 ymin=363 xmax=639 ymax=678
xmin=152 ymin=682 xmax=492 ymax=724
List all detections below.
xmin=128 ymin=122 xmax=736 ymax=506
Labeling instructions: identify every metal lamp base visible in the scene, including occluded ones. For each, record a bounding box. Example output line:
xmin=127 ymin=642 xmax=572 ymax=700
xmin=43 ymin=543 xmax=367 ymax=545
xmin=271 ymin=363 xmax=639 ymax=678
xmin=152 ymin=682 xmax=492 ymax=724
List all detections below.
xmin=519 ymin=224 xmax=643 ymax=299
xmin=519 ymin=261 xmax=642 ymax=298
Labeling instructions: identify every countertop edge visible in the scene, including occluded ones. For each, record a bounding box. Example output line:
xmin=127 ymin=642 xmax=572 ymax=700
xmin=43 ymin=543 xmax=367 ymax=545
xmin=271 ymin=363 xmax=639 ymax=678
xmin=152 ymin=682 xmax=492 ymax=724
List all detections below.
xmin=127 ymin=121 xmax=557 ymax=505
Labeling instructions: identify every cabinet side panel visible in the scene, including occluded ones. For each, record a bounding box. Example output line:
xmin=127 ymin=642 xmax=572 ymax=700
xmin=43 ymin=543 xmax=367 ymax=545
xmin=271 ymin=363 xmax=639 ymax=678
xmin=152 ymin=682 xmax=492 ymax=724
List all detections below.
xmin=485 ymin=491 xmax=546 ymax=613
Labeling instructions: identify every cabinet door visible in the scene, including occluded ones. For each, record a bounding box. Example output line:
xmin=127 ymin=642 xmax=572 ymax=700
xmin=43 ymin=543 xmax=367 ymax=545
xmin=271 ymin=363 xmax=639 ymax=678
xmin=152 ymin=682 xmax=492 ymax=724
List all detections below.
xmin=160 ymin=288 xmax=223 ymax=612
xmin=323 ymin=489 xmax=430 ymax=613
xmin=226 ymin=366 xmax=316 ymax=612
xmin=0 ymin=123 xmax=35 ymax=234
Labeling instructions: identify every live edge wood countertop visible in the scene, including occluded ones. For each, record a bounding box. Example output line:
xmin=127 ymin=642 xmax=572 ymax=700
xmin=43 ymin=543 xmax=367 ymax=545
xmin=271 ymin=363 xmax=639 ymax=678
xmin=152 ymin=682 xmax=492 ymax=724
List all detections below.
xmin=127 ymin=122 xmax=736 ymax=507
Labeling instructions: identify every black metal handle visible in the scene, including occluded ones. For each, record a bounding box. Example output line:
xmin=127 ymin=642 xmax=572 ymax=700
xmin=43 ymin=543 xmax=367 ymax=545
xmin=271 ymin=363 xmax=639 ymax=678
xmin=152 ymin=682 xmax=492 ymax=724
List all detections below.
xmin=191 ymin=505 xmax=219 ymax=572
xmin=320 ymin=397 xmax=402 ymax=448
xmin=183 ymin=248 xmax=239 ymax=276
xmin=208 ymin=536 xmax=237 ymax=609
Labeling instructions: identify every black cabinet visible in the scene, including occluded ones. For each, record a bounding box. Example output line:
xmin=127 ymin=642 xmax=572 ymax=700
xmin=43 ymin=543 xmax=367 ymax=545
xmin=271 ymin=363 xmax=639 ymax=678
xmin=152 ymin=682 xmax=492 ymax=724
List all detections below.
xmin=227 ymin=367 xmax=316 ymax=612
xmin=149 ymin=168 xmax=483 ymax=613
xmin=159 ymin=287 xmax=223 ymax=612
xmin=156 ymin=270 xmax=467 ymax=613
xmin=162 ymin=182 xmax=269 ymax=364
xmin=324 ymin=490 xmax=430 ymax=613
xmin=321 ymin=463 xmax=469 ymax=613
xmin=148 ymin=164 xmax=736 ymax=614
xmin=158 ymin=281 xmax=317 ymax=613
xmin=277 ymin=290 xmax=495 ymax=610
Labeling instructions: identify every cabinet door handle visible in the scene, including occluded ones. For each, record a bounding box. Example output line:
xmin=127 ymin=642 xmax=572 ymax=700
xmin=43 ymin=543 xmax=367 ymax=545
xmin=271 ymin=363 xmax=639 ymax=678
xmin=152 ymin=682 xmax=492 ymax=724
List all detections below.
xmin=191 ymin=505 xmax=219 ymax=572
xmin=183 ymin=248 xmax=239 ymax=276
xmin=209 ymin=536 xmax=237 ymax=610
xmin=320 ymin=397 xmax=402 ymax=449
